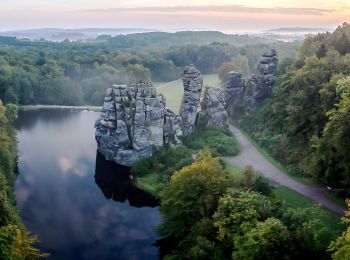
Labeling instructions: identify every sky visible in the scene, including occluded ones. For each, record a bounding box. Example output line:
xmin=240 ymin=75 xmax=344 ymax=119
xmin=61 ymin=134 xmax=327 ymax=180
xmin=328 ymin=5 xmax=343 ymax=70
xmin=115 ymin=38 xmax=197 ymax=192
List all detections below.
xmin=0 ymin=0 xmax=349 ymax=32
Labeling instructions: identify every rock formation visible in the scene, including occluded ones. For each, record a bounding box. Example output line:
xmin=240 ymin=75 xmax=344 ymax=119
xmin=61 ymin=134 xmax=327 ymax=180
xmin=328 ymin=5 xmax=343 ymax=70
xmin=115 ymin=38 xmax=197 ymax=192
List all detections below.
xmin=247 ymin=49 xmax=278 ymax=107
xmin=225 ymin=71 xmax=245 ymax=118
xmin=180 ymin=65 xmax=203 ymax=136
xmin=95 ymin=82 xmax=182 ymax=167
xmin=95 ymin=50 xmax=278 ymax=167
xmin=224 ymin=49 xmax=278 ymax=120
xmin=201 ymin=87 xmax=228 ymax=127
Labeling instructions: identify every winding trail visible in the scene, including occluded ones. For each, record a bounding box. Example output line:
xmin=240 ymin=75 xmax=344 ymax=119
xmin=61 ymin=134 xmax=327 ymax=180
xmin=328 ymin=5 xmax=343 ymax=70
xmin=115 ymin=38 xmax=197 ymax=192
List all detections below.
xmin=227 ymin=124 xmax=345 ymax=216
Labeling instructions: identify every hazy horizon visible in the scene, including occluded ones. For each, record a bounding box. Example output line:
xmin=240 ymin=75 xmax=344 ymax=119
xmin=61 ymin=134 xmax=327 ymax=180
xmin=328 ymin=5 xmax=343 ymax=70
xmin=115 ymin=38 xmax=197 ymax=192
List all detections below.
xmin=0 ymin=0 xmax=348 ymax=32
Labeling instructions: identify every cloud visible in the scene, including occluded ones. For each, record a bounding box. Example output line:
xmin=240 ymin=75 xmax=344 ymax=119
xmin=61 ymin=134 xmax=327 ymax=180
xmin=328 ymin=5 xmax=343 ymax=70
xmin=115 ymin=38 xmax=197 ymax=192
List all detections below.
xmin=83 ymin=4 xmax=335 ymax=16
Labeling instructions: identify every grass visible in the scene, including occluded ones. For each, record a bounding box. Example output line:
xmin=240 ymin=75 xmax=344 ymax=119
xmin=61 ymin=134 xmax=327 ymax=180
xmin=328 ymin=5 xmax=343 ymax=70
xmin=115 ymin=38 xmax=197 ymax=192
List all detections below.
xmin=273 ymin=185 xmax=344 ymax=231
xmin=237 ymin=126 xmax=347 ymax=208
xmin=154 ymin=74 xmax=220 ymax=113
xmin=135 ymin=172 xmax=165 ymax=197
xmin=223 ymin=159 xmax=343 ymax=232
xmin=238 ymin=127 xmax=317 ymax=187
xmin=183 ymin=126 xmax=240 ymax=157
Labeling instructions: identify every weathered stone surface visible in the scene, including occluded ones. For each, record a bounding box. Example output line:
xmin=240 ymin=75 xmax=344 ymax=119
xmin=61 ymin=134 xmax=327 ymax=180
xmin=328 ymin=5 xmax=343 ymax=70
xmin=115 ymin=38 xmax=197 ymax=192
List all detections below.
xmin=95 ymin=83 xmax=182 ymax=167
xmin=201 ymin=87 xmax=228 ymax=127
xmin=95 ymin=64 xmax=237 ymax=167
xmin=164 ymin=109 xmax=183 ymax=145
xmin=225 ymin=71 xmax=245 ymax=118
xmin=247 ymin=49 xmax=278 ymax=107
xmin=180 ymin=65 xmax=203 ymax=136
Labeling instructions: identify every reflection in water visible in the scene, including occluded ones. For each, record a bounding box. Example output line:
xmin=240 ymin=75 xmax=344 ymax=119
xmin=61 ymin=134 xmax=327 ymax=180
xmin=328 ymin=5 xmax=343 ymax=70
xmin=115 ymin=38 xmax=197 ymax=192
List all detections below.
xmin=95 ymin=152 xmax=159 ymax=208
xmin=15 ymin=109 xmax=161 ymax=260
xmin=14 ymin=109 xmax=77 ymax=131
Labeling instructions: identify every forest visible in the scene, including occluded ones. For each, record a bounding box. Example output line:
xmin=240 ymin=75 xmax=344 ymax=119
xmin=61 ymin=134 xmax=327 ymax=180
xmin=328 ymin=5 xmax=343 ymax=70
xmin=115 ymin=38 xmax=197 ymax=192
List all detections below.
xmin=129 ymin=23 xmax=350 ymax=259
xmin=237 ymin=23 xmax=350 ymax=197
xmin=0 ymin=22 xmax=350 ymax=259
xmin=0 ymin=32 xmax=298 ymax=106
xmin=0 ymin=102 xmax=45 ymax=259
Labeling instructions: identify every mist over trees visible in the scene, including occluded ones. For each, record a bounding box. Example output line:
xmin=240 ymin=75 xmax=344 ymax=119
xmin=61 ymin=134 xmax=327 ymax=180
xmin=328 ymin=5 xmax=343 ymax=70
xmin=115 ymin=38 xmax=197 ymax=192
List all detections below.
xmin=0 ymin=33 xmax=298 ymax=105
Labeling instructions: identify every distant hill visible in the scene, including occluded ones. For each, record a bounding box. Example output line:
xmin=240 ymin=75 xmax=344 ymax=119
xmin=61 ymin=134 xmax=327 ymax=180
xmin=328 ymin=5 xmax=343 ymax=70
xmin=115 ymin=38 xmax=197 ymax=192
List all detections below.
xmin=0 ymin=28 xmax=159 ymax=41
xmin=0 ymin=30 xmax=277 ymax=49
xmin=268 ymin=27 xmax=330 ymax=33
xmin=106 ymin=31 xmax=275 ymax=49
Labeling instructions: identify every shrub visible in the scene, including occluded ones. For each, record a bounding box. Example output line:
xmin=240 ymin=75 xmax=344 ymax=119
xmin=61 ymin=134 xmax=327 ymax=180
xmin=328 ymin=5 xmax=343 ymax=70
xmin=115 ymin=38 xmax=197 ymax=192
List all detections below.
xmin=183 ymin=126 xmax=240 ymax=156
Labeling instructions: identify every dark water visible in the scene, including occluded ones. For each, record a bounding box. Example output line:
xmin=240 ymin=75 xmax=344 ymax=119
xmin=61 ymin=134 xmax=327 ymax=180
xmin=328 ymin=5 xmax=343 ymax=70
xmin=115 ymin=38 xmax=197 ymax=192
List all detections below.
xmin=14 ymin=109 xmax=161 ymax=260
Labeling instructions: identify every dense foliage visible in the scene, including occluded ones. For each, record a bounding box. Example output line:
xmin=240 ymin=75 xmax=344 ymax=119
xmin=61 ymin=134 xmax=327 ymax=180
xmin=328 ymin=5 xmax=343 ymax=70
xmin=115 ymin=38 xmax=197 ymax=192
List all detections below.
xmin=329 ymin=200 xmax=350 ymax=259
xmin=239 ymin=23 xmax=350 ymax=196
xmin=131 ymin=146 xmax=194 ymax=195
xmin=182 ymin=125 xmax=240 ymax=157
xmin=0 ymin=101 xmax=45 ymax=259
xmin=157 ymin=150 xmax=339 ymax=260
xmin=0 ymin=34 xmax=298 ymax=106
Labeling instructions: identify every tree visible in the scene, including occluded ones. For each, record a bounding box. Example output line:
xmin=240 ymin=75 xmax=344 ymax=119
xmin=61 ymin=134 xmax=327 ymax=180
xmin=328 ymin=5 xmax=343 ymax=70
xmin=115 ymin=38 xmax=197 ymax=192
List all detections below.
xmin=231 ymin=54 xmax=250 ymax=77
xmin=217 ymin=62 xmax=236 ymax=85
xmin=159 ymin=150 xmax=231 ymax=239
xmin=126 ymin=64 xmax=151 ymax=85
xmin=334 ymin=32 xmax=350 ymax=56
xmin=309 ymin=77 xmax=350 ymax=190
xmin=213 ymin=189 xmax=273 ymax=242
xmin=233 ymin=218 xmax=292 ymax=260
xmin=329 ymin=200 xmax=350 ymax=259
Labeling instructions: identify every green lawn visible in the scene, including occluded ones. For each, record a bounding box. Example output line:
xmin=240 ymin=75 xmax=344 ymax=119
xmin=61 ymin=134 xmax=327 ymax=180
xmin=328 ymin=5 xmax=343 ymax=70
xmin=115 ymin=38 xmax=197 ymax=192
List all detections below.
xmin=154 ymin=74 xmax=220 ymax=113
xmin=273 ymin=186 xmax=344 ymax=231
xmin=223 ymin=159 xmax=343 ymax=232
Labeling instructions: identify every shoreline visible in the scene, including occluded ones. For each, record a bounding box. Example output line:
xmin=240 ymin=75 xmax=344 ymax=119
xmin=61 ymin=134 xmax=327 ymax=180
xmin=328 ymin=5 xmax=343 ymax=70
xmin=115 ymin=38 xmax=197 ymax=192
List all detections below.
xmin=20 ymin=105 xmax=102 ymax=112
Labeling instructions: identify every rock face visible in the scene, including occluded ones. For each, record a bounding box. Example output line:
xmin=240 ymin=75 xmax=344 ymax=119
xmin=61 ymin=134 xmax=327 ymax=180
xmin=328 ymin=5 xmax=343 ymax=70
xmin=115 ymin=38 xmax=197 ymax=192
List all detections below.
xmin=95 ymin=55 xmax=279 ymax=167
xmin=201 ymin=87 xmax=228 ymax=127
xmin=180 ymin=65 xmax=203 ymax=136
xmin=95 ymin=82 xmax=182 ymax=167
xmin=247 ymin=49 xmax=278 ymax=107
xmin=225 ymin=71 xmax=245 ymax=118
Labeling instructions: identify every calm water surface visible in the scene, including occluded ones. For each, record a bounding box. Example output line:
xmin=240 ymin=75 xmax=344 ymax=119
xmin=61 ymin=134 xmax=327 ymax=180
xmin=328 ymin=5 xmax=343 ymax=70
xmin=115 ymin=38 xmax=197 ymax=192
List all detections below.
xmin=14 ymin=109 xmax=161 ymax=260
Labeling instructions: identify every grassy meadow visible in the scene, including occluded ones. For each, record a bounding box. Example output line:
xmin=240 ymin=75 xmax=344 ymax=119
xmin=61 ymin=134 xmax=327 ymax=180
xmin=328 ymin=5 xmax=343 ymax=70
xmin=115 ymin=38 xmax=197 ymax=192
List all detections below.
xmin=154 ymin=74 xmax=220 ymax=113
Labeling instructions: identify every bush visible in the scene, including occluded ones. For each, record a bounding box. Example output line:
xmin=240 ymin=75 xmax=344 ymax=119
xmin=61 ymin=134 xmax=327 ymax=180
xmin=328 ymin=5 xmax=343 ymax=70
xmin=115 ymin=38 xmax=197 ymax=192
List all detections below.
xmin=131 ymin=146 xmax=193 ymax=178
xmin=183 ymin=126 xmax=240 ymax=156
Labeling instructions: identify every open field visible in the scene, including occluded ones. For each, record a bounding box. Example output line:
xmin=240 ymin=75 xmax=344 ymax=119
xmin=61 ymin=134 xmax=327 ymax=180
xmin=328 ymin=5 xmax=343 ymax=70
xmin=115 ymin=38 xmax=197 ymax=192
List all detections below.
xmin=154 ymin=74 xmax=220 ymax=113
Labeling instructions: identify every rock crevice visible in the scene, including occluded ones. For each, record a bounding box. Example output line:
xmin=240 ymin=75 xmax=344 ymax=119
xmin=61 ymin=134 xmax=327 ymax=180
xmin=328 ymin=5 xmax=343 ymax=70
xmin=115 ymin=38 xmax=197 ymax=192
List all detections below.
xmin=95 ymin=50 xmax=278 ymax=166
xmin=180 ymin=65 xmax=203 ymax=136
xmin=95 ymin=83 xmax=182 ymax=167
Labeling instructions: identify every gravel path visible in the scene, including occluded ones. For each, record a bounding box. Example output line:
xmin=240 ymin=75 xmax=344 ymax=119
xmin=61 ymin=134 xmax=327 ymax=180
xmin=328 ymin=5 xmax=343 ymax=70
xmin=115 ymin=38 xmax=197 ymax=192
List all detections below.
xmin=227 ymin=124 xmax=345 ymax=216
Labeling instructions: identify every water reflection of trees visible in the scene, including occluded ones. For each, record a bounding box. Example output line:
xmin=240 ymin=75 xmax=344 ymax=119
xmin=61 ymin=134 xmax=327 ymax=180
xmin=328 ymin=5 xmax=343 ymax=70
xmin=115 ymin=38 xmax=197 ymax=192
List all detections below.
xmin=94 ymin=152 xmax=159 ymax=208
xmin=15 ymin=109 xmax=78 ymax=131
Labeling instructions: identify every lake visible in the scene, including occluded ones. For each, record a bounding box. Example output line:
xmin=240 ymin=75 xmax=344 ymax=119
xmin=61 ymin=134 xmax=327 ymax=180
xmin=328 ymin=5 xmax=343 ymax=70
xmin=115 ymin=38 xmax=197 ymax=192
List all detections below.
xmin=14 ymin=108 xmax=161 ymax=260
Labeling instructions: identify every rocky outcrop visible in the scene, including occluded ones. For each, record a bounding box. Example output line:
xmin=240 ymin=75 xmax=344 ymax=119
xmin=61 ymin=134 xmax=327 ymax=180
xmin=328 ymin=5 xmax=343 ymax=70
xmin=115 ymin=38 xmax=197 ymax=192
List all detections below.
xmin=180 ymin=65 xmax=203 ymax=136
xmin=225 ymin=71 xmax=245 ymax=118
xmin=224 ymin=49 xmax=278 ymax=121
xmin=164 ymin=109 xmax=183 ymax=145
xmin=95 ymin=82 xmax=182 ymax=167
xmin=247 ymin=49 xmax=278 ymax=107
xmin=201 ymin=87 xmax=228 ymax=127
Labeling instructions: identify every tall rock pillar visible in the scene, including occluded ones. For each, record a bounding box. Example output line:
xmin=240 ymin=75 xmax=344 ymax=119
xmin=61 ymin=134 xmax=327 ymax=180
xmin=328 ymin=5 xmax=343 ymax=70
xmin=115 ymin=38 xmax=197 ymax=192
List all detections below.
xmin=225 ymin=71 xmax=245 ymax=118
xmin=180 ymin=65 xmax=203 ymax=136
